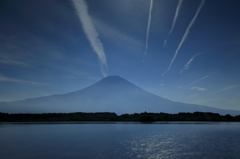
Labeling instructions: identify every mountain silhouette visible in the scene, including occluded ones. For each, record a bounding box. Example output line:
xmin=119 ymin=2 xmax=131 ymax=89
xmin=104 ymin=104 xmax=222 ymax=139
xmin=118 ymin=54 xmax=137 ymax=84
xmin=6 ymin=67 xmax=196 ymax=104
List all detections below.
xmin=0 ymin=75 xmax=240 ymax=115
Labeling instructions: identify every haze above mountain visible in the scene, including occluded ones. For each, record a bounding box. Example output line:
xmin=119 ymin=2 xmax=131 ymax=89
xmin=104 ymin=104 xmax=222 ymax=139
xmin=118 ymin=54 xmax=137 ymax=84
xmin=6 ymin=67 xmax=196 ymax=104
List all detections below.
xmin=1 ymin=75 xmax=240 ymax=116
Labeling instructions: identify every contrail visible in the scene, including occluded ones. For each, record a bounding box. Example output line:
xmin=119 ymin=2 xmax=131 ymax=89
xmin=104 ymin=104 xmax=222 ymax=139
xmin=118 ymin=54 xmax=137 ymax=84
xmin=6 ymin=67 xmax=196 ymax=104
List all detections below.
xmin=163 ymin=0 xmax=183 ymax=46
xmin=211 ymin=85 xmax=240 ymax=94
xmin=187 ymin=75 xmax=209 ymax=87
xmin=72 ymin=0 xmax=108 ymax=77
xmin=162 ymin=0 xmax=205 ymax=76
xmin=180 ymin=52 xmax=205 ymax=73
xmin=143 ymin=0 xmax=153 ymax=62
xmin=191 ymin=87 xmax=206 ymax=91
xmin=0 ymin=74 xmax=48 ymax=86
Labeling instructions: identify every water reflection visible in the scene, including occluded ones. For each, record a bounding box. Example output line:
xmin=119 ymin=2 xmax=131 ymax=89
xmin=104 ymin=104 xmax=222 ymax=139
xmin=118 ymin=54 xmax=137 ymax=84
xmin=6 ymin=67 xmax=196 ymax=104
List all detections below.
xmin=0 ymin=122 xmax=240 ymax=159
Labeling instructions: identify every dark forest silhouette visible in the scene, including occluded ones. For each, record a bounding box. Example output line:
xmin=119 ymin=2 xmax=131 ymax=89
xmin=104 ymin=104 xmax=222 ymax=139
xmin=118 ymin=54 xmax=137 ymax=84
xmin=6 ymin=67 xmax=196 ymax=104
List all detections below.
xmin=1 ymin=111 xmax=240 ymax=122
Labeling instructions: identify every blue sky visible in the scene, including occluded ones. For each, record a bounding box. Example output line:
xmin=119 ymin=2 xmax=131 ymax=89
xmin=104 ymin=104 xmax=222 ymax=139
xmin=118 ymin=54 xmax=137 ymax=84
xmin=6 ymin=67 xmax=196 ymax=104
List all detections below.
xmin=0 ymin=0 xmax=240 ymax=111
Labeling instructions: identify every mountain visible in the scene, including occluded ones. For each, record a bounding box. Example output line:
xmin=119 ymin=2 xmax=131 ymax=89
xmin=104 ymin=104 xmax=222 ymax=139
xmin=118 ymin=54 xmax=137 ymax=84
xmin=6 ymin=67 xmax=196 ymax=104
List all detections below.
xmin=0 ymin=75 xmax=240 ymax=116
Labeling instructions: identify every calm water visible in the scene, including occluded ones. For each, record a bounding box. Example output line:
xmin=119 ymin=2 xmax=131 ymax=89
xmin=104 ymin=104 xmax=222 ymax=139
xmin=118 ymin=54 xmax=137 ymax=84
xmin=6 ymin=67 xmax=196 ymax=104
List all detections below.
xmin=0 ymin=122 xmax=240 ymax=159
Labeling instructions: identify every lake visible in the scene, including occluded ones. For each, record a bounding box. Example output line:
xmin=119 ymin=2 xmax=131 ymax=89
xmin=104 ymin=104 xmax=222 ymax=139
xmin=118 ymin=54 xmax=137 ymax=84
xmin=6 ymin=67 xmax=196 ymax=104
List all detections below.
xmin=0 ymin=122 xmax=240 ymax=159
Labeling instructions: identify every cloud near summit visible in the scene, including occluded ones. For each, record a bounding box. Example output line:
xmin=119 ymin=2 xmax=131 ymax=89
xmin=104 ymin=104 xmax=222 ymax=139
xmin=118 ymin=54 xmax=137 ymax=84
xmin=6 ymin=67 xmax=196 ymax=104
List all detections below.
xmin=71 ymin=0 xmax=108 ymax=77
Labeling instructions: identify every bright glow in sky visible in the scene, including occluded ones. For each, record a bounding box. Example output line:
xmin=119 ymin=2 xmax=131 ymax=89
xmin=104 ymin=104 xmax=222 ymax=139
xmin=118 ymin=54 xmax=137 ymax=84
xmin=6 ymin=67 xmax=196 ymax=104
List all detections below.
xmin=0 ymin=0 xmax=240 ymax=111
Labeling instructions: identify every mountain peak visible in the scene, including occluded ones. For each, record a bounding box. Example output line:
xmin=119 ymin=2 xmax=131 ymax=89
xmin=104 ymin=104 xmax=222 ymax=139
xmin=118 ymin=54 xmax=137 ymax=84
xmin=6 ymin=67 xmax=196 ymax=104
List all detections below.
xmin=90 ymin=75 xmax=140 ymax=90
xmin=98 ymin=75 xmax=128 ymax=84
xmin=104 ymin=75 xmax=121 ymax=79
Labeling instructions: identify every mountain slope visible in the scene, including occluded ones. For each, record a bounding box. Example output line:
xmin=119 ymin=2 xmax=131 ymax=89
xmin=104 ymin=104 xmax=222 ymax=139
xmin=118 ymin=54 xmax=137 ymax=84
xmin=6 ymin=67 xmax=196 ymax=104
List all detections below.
xmin=0 ymin=75 xmax=240 ymax=116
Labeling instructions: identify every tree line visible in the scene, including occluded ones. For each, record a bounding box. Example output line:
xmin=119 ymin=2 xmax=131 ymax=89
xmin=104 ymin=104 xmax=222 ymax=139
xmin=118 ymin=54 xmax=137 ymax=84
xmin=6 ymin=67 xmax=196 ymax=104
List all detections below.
xmin=1 ymin=111 xmax=240 ymax=122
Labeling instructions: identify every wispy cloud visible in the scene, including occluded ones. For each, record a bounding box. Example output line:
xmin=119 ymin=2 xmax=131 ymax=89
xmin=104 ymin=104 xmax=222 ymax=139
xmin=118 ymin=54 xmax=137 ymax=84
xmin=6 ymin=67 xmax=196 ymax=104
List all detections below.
xmin=0 ymin=59 xmax=32 ymax=68
xmin=162 ymin=0 xmax=205 ymax=76
xmin=93 ymin=18 xmax=144 ymax=51
xmin=143 ymin=0 xmax=153 ymax=62
xmin=163 ymin=0 xmax=183 ymax=46
xmin=180 ymin=52 xmax=205 ymax=73
xmin=0 ymin=74 xmax=48 ymax=86
xmin=212 ymin=85 xmax=240 ymax=94
xmin=72 ymin=0 xmax=108 ymax=77
xmin=186 ymin=93 xmax=198 ymax=99
xmin=191 ymin=87 xmax=206 ymax=91
xmin=187 ymin=75 xmax=209 ymax=87
xmin=196 ymin=98 xmax=217 ymax=104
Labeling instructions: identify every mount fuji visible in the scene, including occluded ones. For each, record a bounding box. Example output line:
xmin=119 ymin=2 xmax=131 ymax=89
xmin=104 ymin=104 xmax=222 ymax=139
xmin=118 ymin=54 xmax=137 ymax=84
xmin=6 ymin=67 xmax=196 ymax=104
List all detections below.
xmin=1 ymin=75 xmax=240 ymax=116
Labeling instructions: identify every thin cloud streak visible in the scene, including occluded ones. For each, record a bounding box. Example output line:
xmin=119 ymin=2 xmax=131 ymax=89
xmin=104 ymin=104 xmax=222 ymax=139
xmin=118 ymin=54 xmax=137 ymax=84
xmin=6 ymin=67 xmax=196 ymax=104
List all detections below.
xmin=191 ymin=87 xmax=206 ymax=91
xmin=212 ymin=85 xmax=240 ymax=94
xmin=143 ymin=0 xmax=153 ymax=62
xmin=0 ymin=74 xmax=48 ymax=86
xmin=94 ymin=18 xmax=144 ymax=49
xmin=72 ymin=0 xmax=108 ymax=77
xmin=164 ymin=0 xmax=183 ymax=46
xmin=195 ymin=98 xmax=218 ymax=106
xmin=0 ymin=59 xmax=32 ymax=68
xmin=196 ymin=98 xmax=217 ymax=103
xmin=187 ymin=75 xmax=209 ymax=87
xmin=186 ymin=93 xmax=198 ymax=99
xmin=180 ymin=52 xmax=205 ymax=73
xmin=162 ymin=0 xmax=205 ymax=76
